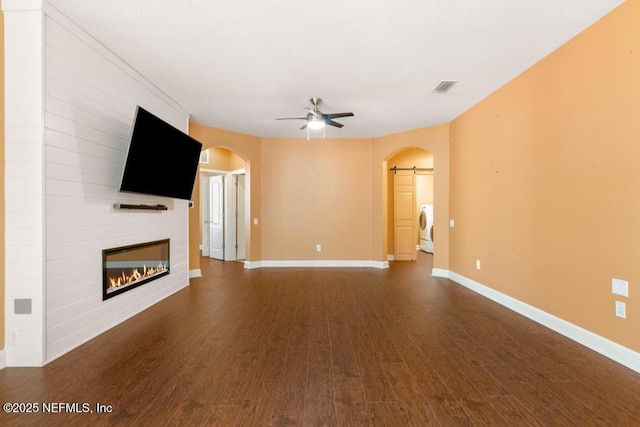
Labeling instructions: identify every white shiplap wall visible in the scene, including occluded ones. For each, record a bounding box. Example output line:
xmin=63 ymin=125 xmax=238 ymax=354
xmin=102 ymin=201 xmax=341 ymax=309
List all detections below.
xmin=43 ymin=5 xmax=191 ymax=363
xmin=4 ymin=1 xmax=192 ymax=365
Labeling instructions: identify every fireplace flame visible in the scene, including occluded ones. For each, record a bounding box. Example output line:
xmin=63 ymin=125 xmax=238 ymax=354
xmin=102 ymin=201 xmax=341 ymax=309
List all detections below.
xmin=106 ymin=262 xmax=168 ymax=293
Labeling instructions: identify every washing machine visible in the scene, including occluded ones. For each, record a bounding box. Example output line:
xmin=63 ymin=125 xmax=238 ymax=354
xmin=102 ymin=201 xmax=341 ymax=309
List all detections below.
xmin=419 ymin=204 xmax=433 ymax=253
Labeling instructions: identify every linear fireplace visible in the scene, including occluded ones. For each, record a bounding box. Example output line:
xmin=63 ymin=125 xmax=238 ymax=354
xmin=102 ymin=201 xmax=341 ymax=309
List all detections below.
xmin=102 ymin=239 xmax=170 ymax=300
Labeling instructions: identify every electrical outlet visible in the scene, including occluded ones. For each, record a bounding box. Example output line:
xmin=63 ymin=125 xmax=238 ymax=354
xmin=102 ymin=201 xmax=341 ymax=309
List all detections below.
xmin=316 ymin=244 xmax=322 ymax=252
xmin=615 ymin=301 xmax=626 ymax=319
xmin=476 ymin=260 xmax=481 ymax=270
xmin=450 ymin=219 xmax=455 ymax=228
xmin=612 ymin=278 xmax=629 ymax=297
xmin=253 ymin=218 xmax=258 ymax=225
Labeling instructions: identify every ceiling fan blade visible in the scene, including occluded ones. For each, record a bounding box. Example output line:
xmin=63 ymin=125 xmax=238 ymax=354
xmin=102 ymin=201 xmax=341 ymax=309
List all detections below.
xmin=324 ymin=112 xmax=354 ymax=120
xmin=276 ymin=117 xmax=307 ymax=120
xmin=325 ymin=119 xmax=344 ymax=128
xmin=299 ymin=123 xmax=308 ymax=130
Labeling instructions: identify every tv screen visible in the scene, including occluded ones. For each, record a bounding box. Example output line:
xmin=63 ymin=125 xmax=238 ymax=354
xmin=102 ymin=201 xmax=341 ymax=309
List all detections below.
xmin=120 ymin=106 xmax=203 ymax=200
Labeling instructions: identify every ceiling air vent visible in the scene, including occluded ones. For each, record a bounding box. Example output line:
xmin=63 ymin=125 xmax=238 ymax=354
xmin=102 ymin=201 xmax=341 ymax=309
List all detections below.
xmin=432 ymin=80 xmax=458 ymax=93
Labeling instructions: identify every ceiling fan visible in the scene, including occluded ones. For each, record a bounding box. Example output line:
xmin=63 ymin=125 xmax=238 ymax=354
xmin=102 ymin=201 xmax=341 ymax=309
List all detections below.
xmin=276 ymin=98 xmax=354 ymax=134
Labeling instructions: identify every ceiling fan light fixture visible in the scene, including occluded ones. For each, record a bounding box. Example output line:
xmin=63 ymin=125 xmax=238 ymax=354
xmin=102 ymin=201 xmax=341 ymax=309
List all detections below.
xmin=276 ymin=97 xmax=353 ymax=134
xmin=307 ymin=117 xmax=325 ymax=130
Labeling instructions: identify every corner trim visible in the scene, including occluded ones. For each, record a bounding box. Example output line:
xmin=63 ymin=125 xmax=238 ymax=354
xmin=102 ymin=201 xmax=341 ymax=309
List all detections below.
xmin=448 ymin=271 xmax=640 ymax=373
xmin=189 ymin=269 xmax=202 ymax=279
xmin=245 ymin=260 xmax=389 ymax=269
xmin=6 ymin=348 xmax=45 ymax=367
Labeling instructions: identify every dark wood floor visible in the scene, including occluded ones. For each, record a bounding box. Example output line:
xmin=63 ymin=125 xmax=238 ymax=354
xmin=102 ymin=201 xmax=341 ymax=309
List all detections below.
xmin=2 ymin=253 xmax=640 ymax=426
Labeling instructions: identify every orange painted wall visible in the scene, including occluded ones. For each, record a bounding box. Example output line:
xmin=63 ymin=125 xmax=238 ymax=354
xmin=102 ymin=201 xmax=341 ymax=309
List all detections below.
xmin=0 ymin=7 xmax=5 ymax=351
xmin=261 ymin=138 xmax=373 ymax=260
xmin=229 ymin=150 xmax=245 ymax=171
xmin=450 ymin=0 xmax=640 ymax=351
xmin=201 ymin=147 xmax=229 ymax=170
xmin=373 ymin=124 xmax=450 ymax=270
xmin=188 ymin=127 xmax=443 ymax=265
xmin=386 ymin=148 xmax=434 ymax=254
xmin=201 ymin=147 xmax=245 ymax=171
xmin=188 ymin=123 xmax=262 ymax=271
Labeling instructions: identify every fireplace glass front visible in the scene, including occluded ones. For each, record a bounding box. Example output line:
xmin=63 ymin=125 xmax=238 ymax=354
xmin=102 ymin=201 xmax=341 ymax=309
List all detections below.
xmin=102 ymin=239 xmax=170 ymax=300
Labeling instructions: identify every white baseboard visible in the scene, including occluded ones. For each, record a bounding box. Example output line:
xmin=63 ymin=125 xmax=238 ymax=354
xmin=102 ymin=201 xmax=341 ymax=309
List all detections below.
xmin=372 ymin=261 xmax=390 ymax=269
xmin=0 ymin=350 xmax=6 ymax=370
xmin=387 ymin=254 xmax=395 ymax=261
xmin=189 ymin=269 xmax=202 ymax=278
xmin=245 ymin=260 xmax=389 ymax=269
xmin=431 ymin=268 xmax=450 ymax=278
xmin=243 ymin=261 xmax=262 ymax=269
xmin=448 ymin=271 xmax=640 ymax=373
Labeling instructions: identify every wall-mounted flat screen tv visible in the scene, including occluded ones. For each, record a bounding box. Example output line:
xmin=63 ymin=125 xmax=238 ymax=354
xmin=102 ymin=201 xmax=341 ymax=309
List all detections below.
xmin=120 ymin=106 xmax=203 ymax=200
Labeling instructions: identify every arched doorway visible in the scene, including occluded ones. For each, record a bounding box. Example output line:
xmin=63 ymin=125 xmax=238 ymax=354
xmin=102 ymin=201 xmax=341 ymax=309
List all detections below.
xmin=385 ymin=147 xmax=434 ymax=262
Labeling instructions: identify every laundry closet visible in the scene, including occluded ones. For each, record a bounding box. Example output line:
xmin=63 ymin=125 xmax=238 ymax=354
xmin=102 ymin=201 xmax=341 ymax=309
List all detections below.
xmin=387 ymin=148 xmax=434 ymax=261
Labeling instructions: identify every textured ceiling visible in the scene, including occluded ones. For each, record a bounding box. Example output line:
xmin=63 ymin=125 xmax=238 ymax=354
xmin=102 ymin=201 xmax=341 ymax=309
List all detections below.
xmin=47 ymin=0 xmax=624 ymax=138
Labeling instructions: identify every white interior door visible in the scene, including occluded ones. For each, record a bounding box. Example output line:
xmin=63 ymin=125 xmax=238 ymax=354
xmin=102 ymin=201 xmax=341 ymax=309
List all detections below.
xmin=201 ymin=175 xmax=210 ymax=256
xmin=209 ymin=175 xmax=224 ymax=260
xmin=224 ymin=173 xmax=236 ymax=261
xmin=236 ymin=174 xmax=246 ymax=260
